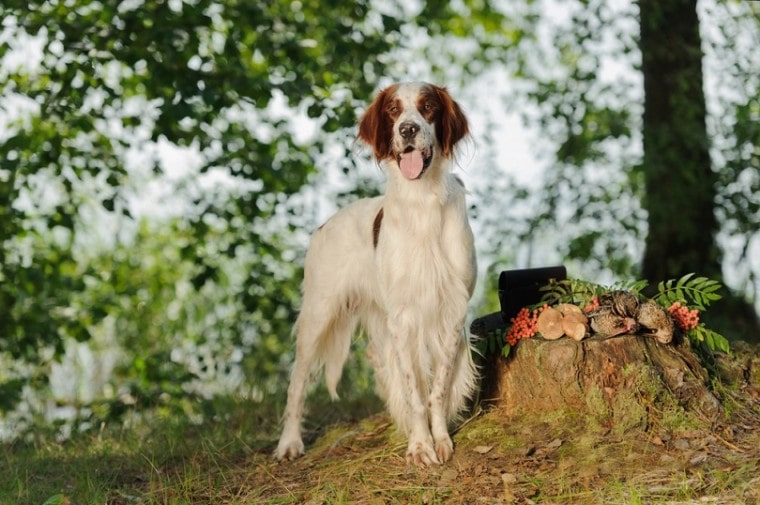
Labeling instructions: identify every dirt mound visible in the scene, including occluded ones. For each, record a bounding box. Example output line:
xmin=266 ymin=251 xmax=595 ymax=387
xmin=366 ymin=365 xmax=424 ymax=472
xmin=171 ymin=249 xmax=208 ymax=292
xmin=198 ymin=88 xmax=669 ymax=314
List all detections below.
xmin=251 ymin=343 xmax=760 ymax=504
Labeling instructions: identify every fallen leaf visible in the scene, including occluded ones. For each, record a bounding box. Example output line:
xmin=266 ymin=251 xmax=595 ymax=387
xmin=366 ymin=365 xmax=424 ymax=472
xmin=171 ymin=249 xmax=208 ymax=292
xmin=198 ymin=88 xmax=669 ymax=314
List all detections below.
xmin=521 ymin=445 xmax=536 ymax=457
xmin=659 ymin=454 xmax=675 ymax=463
xmin=682 ymin=429 xmax=705 ymax=439
xmin=473 ymin=445 xmax=494 ymax=454
xmin=673 ymin=438 xmax=690 ymax=451
xmin=689 ymin=452 xmax=708 ymax=466
xmin=501 ymin=472 xmax=518 ymax=485
xmin=440 ymin=468 xmax=459 ymax=482
xmin=42 ymin=496 xmax=72 ymax=505
xmin=547 ymin=438 xmax=563 ymax=450
xmin=487 ymin=475 xmax=502 ymax=486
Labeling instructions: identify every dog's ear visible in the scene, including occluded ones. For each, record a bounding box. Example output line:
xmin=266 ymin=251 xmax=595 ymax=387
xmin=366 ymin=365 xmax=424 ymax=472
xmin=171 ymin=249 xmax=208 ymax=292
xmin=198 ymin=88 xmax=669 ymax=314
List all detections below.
xmin=433 ymin=85 xmax=469 ymax=157
xmin=358 ymin=85 xmax=397 ymax=161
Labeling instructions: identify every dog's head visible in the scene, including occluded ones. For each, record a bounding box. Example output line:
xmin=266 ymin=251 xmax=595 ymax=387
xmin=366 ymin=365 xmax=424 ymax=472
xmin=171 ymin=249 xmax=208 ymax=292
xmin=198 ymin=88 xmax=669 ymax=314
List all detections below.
xmin=358 ymin=82 xmax=469 ymax=180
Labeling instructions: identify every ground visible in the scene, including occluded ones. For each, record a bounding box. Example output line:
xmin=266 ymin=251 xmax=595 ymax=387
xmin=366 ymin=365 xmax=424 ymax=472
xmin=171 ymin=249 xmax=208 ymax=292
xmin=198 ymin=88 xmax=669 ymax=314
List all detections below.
xmin=252 ymin=405 xmax=759 ymax=504
xmin=2 ymin=342 xmax=759 ymax=504
xmin=250 ymin=342 xmax=760 ymax=504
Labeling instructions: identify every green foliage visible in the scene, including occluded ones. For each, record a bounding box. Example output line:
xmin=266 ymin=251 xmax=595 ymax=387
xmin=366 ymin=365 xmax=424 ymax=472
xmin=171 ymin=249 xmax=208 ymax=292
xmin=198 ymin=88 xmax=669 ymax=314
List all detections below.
xmin=654 ymin=273 xmax=723 ymax=312
xmin=0 ymin=0 xmax=410 ymax=415
xmin=469 ymin=0 xmax=758 ymax=310
xmin=473 ymin=328 xmax=510 ymax=358
xmin=42 ymin=494 xmax=69 ymax=505
xmin=538 ymin=277 xmax=648 ymax=308
xmin=0 ymin=0 xmax=497 ymax=429
xmin=653 ymin=273 xmax=729 ymax=354
xmin=505 ymin=0 xmax=646 ymax=279
xmin=693 ymin=326 xmax=731 ymax=355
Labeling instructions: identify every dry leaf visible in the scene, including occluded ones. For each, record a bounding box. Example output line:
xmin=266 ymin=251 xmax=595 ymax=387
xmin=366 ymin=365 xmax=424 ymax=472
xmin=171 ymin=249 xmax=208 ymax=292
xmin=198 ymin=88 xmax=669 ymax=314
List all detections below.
xmin=501 ymin=472 xmax=518 ymax=485
xmin=440 ymin=468 xmax=459 ymax=482
xmin=473 ymin=445 xmax=494 ymax=454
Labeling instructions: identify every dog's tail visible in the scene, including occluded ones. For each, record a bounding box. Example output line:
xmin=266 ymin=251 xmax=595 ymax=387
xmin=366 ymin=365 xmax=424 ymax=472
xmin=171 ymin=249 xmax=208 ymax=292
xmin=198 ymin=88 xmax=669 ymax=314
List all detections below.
xmin=323 ymin=309 xmax=358 ymax=400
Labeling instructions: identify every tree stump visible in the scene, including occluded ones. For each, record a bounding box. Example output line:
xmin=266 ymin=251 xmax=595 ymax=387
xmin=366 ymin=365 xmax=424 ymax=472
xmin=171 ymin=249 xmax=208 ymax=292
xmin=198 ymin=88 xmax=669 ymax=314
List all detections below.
xmin=472 ymin=313 xmax=723 ymax=428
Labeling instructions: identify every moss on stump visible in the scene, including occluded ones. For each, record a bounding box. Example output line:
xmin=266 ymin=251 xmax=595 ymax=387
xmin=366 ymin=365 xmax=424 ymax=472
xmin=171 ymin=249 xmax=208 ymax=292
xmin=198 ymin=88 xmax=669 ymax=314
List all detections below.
xmin=477 ymin=327 xmax=723 ymax=431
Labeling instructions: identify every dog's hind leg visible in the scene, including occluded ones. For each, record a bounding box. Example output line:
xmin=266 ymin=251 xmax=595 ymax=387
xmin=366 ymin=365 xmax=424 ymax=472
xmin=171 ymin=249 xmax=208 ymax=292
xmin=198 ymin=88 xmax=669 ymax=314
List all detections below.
xmin=274 ymin=315 xmax=317 ymax=461
xmin=275 ymin=297 xmax=357 ymax=461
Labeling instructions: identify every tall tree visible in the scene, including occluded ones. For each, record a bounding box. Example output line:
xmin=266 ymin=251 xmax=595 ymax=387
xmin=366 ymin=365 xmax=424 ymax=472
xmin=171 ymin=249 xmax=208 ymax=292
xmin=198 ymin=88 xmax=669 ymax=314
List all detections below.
xmin=636 ymin=0 xmax=759 ymax=336
xmin=456 ymin=0 xmax=759 ymax=338
xmin=638 ymin=0 xmax=720 ymax=283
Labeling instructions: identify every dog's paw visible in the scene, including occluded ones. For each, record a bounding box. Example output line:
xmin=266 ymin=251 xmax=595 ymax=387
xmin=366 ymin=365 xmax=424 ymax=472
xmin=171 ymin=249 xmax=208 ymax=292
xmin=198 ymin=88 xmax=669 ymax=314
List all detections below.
xmin=405 ymin=440 xmax=440 ymax=467
xmin=434 ymin=434 xmax=454 ymax=463
xmin=274 ymin=438 xmax=305 ymax=461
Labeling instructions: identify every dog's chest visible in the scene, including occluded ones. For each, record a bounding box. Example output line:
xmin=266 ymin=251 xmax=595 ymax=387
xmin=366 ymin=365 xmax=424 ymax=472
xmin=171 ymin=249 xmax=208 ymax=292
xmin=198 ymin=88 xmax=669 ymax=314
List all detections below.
xmin=377 ymin=203 xmax=465 ymax=281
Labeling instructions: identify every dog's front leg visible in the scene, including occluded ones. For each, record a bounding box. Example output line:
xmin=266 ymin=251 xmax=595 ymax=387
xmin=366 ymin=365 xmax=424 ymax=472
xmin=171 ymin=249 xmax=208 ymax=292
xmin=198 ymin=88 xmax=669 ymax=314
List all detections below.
xmin=388 ymin=312 xmax=440 ymax=467
xmin=428 ymin=323 xmax=467 ymax=463
xmin=397 ymin=352 xmax=440 ymax=466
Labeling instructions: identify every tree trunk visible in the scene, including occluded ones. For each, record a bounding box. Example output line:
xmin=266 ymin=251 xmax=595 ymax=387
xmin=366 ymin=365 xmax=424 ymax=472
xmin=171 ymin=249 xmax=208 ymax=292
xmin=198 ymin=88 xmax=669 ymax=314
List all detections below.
xmin=488 ymin=336 xmax=721 ymax=418
xmin=638 ymin=0 xmax=721 ymax=283
xmin=638 ymin=0 xmax=760 ymax=342
xmin=473 ymin=314 xmax=723 ymax=427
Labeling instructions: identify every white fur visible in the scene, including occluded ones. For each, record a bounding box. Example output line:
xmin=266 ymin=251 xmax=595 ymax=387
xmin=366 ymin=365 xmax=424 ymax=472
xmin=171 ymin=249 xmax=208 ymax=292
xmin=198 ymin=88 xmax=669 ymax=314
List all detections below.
xmin=275 ymin=82 xmax=477 ymax=466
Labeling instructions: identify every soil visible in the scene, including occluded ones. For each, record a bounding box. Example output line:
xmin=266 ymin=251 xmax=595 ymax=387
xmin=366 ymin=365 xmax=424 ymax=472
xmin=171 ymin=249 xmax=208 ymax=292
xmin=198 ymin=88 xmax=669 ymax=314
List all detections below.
xmin=250 ymin=341 xmax=760 ymax=504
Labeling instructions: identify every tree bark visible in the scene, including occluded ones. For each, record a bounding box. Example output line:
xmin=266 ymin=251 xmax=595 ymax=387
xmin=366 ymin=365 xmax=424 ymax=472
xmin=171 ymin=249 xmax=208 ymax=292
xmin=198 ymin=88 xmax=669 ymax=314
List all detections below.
xmin=472 ymin=314 xmax=723 ymax=425
xmin=638 ymin=0 xmax=760 ymax=341
xmin=638 ymin=0 xmax=721 ymax=283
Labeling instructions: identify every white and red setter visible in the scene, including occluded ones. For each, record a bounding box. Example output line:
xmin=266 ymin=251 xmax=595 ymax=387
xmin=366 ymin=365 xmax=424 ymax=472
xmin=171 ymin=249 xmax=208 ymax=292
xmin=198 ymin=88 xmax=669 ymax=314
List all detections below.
xmin=275 ymin=83 xmax=477 ymax=466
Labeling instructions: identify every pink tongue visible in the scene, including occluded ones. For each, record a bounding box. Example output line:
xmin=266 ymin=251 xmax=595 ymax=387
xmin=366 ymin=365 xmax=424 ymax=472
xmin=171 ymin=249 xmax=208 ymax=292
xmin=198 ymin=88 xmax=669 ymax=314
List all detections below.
xmin=399 ymin=150 xmax=424 ymax=180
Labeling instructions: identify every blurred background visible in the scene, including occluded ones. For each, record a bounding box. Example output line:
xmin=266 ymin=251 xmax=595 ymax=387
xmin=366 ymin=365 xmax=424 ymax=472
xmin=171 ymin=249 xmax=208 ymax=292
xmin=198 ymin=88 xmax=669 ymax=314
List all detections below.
xmin=0 ymin=0 xmax=758 ymax=441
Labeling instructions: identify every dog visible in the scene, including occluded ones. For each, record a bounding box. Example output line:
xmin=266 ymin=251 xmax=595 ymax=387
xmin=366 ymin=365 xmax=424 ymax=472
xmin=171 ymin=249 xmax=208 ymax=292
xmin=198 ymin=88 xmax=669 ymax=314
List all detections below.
xmin=275 ymin=82 xmax=478 ymax=467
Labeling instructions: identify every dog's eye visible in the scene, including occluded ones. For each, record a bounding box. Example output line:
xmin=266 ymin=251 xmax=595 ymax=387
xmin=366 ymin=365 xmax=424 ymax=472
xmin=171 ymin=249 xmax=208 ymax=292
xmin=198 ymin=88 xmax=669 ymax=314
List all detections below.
xmin=388 ymin=106 xmax=399 ymax=115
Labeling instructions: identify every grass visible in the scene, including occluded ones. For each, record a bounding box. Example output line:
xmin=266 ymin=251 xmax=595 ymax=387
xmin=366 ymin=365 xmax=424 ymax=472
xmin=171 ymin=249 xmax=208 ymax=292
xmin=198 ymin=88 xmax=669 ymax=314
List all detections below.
xmin=3 ymin=399 xmax=759 ymax=504
xmin=0 ymin=396 xmax=277 ymax=505
xmin=2 ymin=344 xmax=759 ymax=504
xmin=4 ymin=430 xmax=136 ymax=503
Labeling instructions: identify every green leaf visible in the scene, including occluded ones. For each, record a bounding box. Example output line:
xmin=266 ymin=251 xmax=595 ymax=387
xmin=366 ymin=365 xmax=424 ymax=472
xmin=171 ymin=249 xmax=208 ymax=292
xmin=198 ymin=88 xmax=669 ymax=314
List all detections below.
xmin=655 ymin=273 xmax=724 ymax=310
xmin=42 ymin=495 xmax=70 ymax=505
xmin=704 ymin=329 xmax=715 ymax=349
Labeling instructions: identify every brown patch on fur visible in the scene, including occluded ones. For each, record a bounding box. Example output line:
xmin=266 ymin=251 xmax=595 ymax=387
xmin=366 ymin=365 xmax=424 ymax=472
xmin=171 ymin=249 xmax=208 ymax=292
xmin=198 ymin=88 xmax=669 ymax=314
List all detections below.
xmin=358 ymin=85 xmax=399 ymax=161
xmin=373 ymin=207 xmax=384 ymax=248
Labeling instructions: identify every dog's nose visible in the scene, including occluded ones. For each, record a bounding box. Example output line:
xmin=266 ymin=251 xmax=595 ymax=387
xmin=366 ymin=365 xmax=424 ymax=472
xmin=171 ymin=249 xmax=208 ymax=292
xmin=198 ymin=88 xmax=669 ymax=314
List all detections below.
xmin=399 ymin=121 xmax=419 ymax=140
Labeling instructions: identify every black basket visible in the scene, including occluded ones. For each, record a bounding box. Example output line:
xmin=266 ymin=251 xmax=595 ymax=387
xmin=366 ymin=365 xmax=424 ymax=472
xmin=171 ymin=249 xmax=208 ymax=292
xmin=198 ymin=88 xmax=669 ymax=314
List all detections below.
xmin=498 ymin=266 xmax=567 ymax=321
